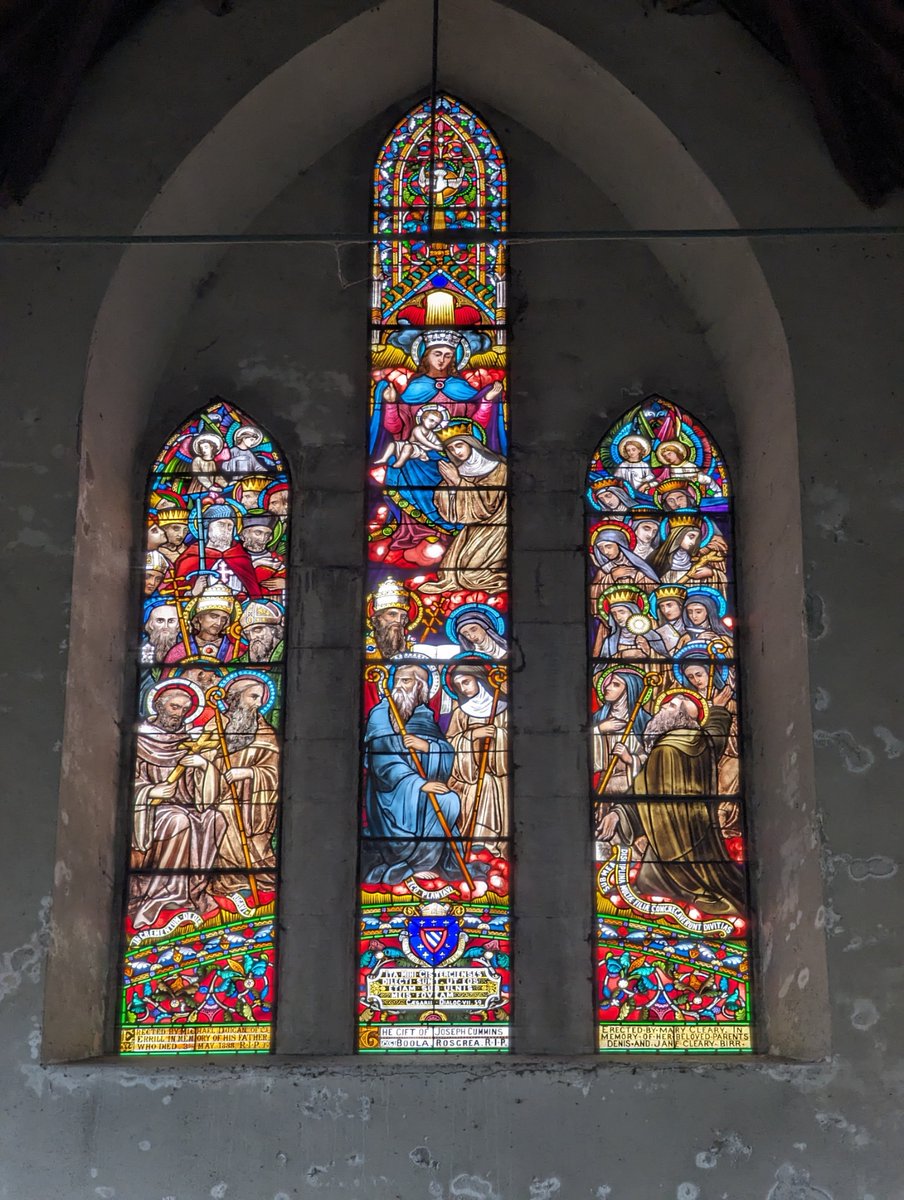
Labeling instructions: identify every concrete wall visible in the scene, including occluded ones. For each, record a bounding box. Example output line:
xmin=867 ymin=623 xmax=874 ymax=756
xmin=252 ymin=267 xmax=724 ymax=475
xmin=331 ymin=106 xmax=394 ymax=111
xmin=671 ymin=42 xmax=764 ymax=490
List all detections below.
xmin=0 ymin=2 xmax=902 ymax=1197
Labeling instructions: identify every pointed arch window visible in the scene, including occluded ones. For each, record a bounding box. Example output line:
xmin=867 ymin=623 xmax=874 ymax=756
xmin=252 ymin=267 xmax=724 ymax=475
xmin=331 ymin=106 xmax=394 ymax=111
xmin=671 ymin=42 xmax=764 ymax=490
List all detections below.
xmin=119 ymin=401 xmax=289 ymax=1054
xmin=358 ymin=95 xmax=511 ymax=1053
xmin=587 ymin=396 xmax=752 ymax=1052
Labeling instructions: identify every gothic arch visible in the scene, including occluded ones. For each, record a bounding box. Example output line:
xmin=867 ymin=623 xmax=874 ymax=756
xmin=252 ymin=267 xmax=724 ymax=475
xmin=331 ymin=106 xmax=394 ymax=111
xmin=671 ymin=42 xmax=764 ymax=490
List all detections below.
xmin=46 ymin=0 xmax=825 ymax=1060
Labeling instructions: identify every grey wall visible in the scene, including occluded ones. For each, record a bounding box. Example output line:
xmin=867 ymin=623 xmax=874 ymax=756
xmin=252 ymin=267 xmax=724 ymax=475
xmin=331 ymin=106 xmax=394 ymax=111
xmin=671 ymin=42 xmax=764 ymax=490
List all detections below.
xmin=0 ymin=2 xmax=902 ymax=1198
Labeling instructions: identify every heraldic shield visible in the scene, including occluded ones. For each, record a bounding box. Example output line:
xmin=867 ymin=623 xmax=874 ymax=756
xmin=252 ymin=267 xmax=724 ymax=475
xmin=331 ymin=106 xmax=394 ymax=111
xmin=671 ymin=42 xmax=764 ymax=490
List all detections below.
xmin=405 ymin=915 xmax=466 ymax=967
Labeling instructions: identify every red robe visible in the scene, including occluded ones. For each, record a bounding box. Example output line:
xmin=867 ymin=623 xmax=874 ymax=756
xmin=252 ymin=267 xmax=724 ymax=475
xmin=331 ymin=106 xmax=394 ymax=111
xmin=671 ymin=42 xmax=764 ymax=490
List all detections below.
xmin=173 ymin=542 xmax=263 ymax=598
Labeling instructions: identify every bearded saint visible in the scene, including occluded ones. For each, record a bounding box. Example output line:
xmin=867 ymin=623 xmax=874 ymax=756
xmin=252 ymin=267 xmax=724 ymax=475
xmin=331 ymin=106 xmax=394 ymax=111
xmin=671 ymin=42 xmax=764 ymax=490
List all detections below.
xmin=199 ymin=677 xmax=280 ymax=894
xmin=130 ymin=685 xmax=226 ymax=929
xmin=371 ymin=605 xmax=411 ymax=660
xmin=420 ymin=432 xmax=508 ymax=595
xmin=361 ymin=663 xmax=465 ymax=884
xmin=599 ymin=692 xmax=745 ymax=916
xmin=446 ymin=663 xmax=509 ymax=857
xmin=174 ymin=507 xmax=263 ymax=599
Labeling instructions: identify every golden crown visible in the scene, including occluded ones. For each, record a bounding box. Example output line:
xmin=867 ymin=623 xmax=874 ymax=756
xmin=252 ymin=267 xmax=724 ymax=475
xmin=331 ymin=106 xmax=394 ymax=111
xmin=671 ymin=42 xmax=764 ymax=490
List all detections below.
xmin=155 ymin=508 xmax=190 ymax=525
xmin=601 ymin=584 xmax=645 ymax=608
xmin=656 ymin=478 xmax=693 ymax=495
xmin=654 ymin=584 xmax=688 ymax=601
xmin=437 ymin=419 xmax=477 ymax=444
xmin=667 ymin=513 xmax=702 ymax=528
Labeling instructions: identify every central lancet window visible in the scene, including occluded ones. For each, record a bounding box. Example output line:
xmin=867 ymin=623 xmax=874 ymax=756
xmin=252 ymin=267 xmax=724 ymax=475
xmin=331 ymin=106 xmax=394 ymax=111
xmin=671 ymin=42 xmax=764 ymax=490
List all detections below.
xmin=358 ymin=95 xmax=512 ymax=1053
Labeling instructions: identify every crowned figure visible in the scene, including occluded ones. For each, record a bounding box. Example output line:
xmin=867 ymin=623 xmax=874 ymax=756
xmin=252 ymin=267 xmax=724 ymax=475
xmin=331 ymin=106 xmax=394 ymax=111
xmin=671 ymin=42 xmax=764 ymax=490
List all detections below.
xmin=369 ymin=288 xmax=506 ymax=567
xmin=419 ymin=419 xmax=508 ymax=595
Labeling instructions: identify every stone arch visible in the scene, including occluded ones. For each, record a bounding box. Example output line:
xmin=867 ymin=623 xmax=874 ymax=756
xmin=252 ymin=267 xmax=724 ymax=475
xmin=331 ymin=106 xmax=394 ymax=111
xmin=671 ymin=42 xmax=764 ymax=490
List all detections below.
xmin=46 ymin=0 xmax=826 ymax=1061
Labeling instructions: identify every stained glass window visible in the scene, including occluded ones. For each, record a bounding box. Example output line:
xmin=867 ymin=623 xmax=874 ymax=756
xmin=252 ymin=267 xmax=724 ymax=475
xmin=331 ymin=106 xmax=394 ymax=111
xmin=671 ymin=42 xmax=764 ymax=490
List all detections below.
xmin=119 ymin=401 xmax=288 ymax=1054
xmin=587 ymin=396 xmax=752 ymax=1052
xmin=358 ymin=95 xmax=511 ymax=1053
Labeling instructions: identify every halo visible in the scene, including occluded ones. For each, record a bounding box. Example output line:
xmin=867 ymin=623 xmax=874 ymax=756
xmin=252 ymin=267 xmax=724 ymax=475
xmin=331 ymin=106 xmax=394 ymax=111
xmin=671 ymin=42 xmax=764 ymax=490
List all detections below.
xmin=441 ymin=652 xmax=494 ymax=699
xmin=653 ymin=686 xmax=710 ymax=725
xmin=654 ymin=439 xmax=693 ymax=466
xmin=653 ymin=479 xmax=701 ymax=512
xmin=684 ymin=585 xmax=728 ymax=618
xmin=191 ymin=432 xmax=223 ymax=457
xmin=416 ymin=402 xmax=451 ymax=427
xmin=409 ymin=329 xmax=472 ymax=372
xmin=445 ymin=602 xmax=506 ymax=644
xmin=599 ymin=585 xmax=645 ymax=617
xmin=611 ymin=429 xmax=652 ymax=464
xmin=590 ymin=519 xmax=636 ymax=551
xmin=658 ymin=514 xmax=704 ymax=541
xmin=259 ymin=478 xmax=289 ymax=504
xmin=586 ymin=477 xmax=630 ymax=514
xmin=646 ymin=588 xmax=685 ymax=621
xmin=162 ymin=659 xmax=229 ymax=682
xmin=143 ymin=678 xmax=206 ymax=722
xmin=593 ymin=664 xmax=645 ymax=707
xmin=220 ymin=670 xmax=277 ymax=716
xmin=386 ymin=657 xmax=441 ymax=700
xmin=231 ymin=424 xmax=263 ymax=449
xmin=672 ymin=646 xmax=731 ymax=692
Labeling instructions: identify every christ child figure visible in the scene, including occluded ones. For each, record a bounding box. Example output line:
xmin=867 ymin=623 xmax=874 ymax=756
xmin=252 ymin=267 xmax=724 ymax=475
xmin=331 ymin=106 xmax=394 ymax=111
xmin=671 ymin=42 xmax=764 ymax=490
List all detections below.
xmin=614 ymin=434 xmax=656 ymax=494
xmin=376 ymin=403 xmax=449 ymax=467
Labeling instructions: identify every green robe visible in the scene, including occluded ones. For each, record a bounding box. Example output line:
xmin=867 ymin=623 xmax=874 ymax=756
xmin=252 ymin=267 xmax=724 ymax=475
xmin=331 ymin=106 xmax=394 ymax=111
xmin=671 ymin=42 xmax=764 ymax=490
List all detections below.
xmin=614 ymin=707 xmax=745 ymax=916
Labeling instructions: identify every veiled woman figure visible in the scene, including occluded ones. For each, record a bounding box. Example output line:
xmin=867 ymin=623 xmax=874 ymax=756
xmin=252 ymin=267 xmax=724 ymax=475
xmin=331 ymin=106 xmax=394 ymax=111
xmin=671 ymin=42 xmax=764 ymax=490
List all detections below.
xmin=445 ymin=662 xmax=508 ymax=857
xmin=420 ymin=424 xmax=508 ymax=595
xmin=650 ymin=516 xmax=727 ymax=586
xmin=593 ymin=668 xmax=651 ymax=800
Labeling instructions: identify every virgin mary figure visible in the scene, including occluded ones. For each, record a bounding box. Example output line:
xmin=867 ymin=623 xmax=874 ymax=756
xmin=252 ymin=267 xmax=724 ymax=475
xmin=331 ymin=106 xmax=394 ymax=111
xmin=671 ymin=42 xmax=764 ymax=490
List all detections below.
xmin=370 ymin=313 xmax=505 ymax=566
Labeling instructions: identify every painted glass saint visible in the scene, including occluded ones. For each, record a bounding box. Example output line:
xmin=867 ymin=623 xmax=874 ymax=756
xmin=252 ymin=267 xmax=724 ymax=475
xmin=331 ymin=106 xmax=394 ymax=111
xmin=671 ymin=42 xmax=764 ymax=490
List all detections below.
xmin=587 ymin=396 xmax=752 ymax=1052
xmin=119 ymin=400 xmax=288 ymax=1054
xmin=358 ymin=95 xmax=511 ymax=1052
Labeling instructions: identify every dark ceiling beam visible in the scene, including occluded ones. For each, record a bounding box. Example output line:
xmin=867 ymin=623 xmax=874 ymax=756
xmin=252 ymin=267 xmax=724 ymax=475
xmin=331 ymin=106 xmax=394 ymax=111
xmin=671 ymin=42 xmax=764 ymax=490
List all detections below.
xmin=719 ymin=0 xmax=904 ymax=205
xmin=1 ymin=1 xmax=902 ymax=207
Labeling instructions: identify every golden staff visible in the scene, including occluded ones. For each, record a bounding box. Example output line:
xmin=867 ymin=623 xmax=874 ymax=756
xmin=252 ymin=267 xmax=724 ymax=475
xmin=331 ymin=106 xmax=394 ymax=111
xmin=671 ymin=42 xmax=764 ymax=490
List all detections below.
xmin=595 ymin=670 xmax=662 ymax=795
xmin=705 ymin=637 xmax=731 ymax=702
xmin=161 ymin=567 xmax=193 ymax=657
xmin=365 ymin=665 xmax=474 ymax=889
xmin=206 ymin=684 xmax=260 ymax=908
xmin=674 ymin=547 xmax=721 ymax=585
xmin=463 ymin=665 xmax=507 ymax=853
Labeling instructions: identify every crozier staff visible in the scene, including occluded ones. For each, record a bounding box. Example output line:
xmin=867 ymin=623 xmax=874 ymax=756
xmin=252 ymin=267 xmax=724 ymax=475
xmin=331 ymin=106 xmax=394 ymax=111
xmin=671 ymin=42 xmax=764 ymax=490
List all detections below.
xmin=361 ymin=662 xmax=469 ymax=885
xmin=445 ymin=662 xmax=509 ymax=857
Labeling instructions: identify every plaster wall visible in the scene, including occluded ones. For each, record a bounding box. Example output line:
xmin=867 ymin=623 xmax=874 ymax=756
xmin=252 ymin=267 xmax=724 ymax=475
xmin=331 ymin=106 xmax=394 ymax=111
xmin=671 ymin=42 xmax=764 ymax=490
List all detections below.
xmin=0 ymin=3 xmax=901 ymax=1198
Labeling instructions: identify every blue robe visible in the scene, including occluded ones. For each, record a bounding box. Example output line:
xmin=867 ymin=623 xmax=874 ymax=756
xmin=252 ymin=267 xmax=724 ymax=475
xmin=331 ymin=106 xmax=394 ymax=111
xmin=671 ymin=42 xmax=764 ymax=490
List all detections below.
xmin=362 ymin=699 xmax=465 ymax=883
xmin=370 ymin=372 xmax=506 ymax=540
xmin=369 ymin=373 xmax=506 ymax=456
